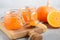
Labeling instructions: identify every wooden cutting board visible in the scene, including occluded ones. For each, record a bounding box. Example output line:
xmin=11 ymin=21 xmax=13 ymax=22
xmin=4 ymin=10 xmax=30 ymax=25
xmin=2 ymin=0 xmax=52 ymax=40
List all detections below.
xmin=0 ymin=22 xmax=43 ymax=40
xmin=0 ymin=22 xmax=29 ymax=40
xmin=0 ymin=21 xmax=46 ymax=40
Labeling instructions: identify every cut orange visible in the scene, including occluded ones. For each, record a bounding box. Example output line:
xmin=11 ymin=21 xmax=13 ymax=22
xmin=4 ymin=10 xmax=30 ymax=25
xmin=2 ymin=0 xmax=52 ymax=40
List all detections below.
xmin=29 ymin=10 xmax=38 ymax=26
xmin=21 ymin=7 xmax=38 ymax=27
xmin=22 ymin=10 xmax=30 ymax=23
xmin=47 ymin=11 xmax=60 ymax=28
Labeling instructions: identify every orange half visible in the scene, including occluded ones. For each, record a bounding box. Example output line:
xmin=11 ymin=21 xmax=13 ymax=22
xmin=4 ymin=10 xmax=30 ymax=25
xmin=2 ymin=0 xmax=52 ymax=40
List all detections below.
xmin=47 ymin=11 xmax=60 ymax=28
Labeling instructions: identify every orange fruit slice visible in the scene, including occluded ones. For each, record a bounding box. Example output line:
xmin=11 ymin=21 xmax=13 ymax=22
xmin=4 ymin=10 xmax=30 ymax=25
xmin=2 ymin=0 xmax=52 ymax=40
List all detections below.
xmin=22 ymin=10 xmax=30 ymax=23
xmin=29 ymin=11 xmax=38 ymax=26
xmin=21 ymin=7 xmax=31 ymax=23
xmin=21 ymin=7 xmax=38 ymax=27
xmin=47 ymin=11 xmax=60 ymax=28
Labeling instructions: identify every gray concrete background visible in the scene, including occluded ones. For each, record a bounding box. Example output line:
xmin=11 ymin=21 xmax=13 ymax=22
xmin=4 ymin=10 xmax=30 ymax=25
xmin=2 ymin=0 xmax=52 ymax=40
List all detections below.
xmin=0 ymin=0 xmax=60 ymax=17
xmin=0 ymin=0 xmax=60 ymax=18
xmin=0 ymin=0 xmax=60 ymax=40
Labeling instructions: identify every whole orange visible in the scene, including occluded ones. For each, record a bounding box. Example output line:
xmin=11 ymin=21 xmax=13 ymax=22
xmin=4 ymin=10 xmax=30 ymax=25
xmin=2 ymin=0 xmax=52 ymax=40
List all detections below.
xmin=4 ymin=12 xmax=22 ymax=30
xmin=37 ymin=6 xmax=55 ymax=22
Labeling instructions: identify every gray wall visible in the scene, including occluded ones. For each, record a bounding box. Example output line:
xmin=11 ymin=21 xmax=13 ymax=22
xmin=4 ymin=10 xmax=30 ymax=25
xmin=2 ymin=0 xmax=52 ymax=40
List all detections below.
xmin=0 ymin=0 xmax=60 ymax=17
xmin=0 ymin=0 xmax=60 ymax=9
